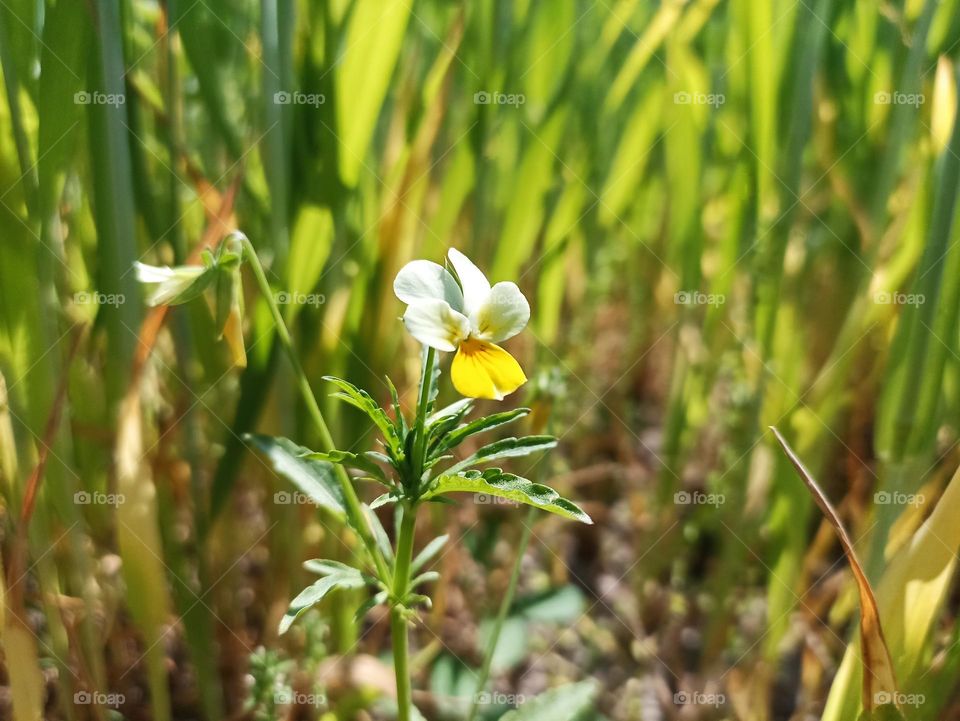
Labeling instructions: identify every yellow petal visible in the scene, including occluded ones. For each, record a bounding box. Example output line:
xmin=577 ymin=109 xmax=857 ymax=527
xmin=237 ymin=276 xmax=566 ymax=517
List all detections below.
xmin=451 ymin=338 xmax=526 ymax=400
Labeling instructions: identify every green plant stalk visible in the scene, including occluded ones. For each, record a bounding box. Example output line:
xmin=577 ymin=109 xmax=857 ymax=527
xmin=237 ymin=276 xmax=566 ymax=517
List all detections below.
xmin=391 ymin=505 xmax=418 ymax=721
xmin=237 ymin=233 xmax=391 ymax=582
xmin=466 ymin=505 xmax=536 ymax=721
xmin=391 ymin=346 xmax=436 ymax=721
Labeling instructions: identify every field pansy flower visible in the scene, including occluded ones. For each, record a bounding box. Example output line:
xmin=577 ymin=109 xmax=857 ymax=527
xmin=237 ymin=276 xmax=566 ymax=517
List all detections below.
xmin=394 ymin=249 xmax=529 ymax=400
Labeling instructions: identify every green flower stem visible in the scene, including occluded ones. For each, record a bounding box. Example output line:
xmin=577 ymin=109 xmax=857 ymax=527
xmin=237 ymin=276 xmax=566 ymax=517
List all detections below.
xmin=237 ymin=233 xmax=390 ymax=582
xmin=465 ymin=505 xmax=535 ymax=721
xmin=391 ymin=504 xmax=418 ymax=721
xmin=391 ymin=347 xmax=435 ymax=721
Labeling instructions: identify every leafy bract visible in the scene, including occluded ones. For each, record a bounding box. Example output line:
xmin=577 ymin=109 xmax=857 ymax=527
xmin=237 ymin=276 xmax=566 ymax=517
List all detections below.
xmin=244 ymin=434 xmax=345 ymax=517
xmin=423 ymin=469 xmax=591 ymax=524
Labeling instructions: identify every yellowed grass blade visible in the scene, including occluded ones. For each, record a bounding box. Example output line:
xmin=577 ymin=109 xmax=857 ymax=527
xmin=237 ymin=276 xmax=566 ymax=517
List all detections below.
xmin=824 ymin=459 xmax=960 ymax=720
xmin=115 ymin=390 xmax=172 ymax=721
xmin=770 ymin=427 xmax=899 ymax=713
xmin=4 ymin=619 xmax=45 ymax=721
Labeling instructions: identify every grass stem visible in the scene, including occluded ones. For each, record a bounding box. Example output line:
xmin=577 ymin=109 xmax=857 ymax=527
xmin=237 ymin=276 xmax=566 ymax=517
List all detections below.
xmin=466 ymin=505 xmax=536 ymax=721
xmin=238 ymin=233 xmax=391 ymax=582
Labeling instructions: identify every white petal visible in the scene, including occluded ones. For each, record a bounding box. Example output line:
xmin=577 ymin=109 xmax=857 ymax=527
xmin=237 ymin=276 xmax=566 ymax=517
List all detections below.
xmin=134 ymin=262 xmax=177 ymax=283
xmin=394 ymin=260 xmax=463 ymax=311
xmin=472 ymin=282 xmax=530 ymax=343
xmin=447 ymin=248 xmax=491 ymax=317
xmin=135 ymin=262 xmax=206 ymax=305
xmin=402 ymin=299 xmax=470 ymax=352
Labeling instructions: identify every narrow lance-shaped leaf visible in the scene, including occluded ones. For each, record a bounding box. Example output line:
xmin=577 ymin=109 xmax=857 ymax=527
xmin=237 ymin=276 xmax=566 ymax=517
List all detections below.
xmin=370 ymin=492 xmax=398 ymax=510
xmin=410 ymin=571 xmax=440 ymax=590
xmin=427 ymin=397 xmax=474 ymax=427
xmin=355 ymin=591 xmax=389 ymax=623
xmin=771 ymin=427 xmax=901 ymax=716
xmin=363 ymin=504 xmax=394 ymax=562
xmin=385 ymin=375 xmax=409 ymax=437
xmin=412 ymin=534 xmax=449 ymax=573
xmin=436 ymin=408 xmax=531 ymax=453
xmin=303 ymin=559 xmax=370 ymax=577
xmin=303 ymin=450 xmax=392 ymax=485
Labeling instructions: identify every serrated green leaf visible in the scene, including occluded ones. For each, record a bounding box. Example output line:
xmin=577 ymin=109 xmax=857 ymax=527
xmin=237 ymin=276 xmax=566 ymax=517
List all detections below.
xmin=323 ymin=376 xmax=402 ymax=453
xmin=499 ymin=681 xmax=597 ymax=721
xmin=412 ymin=534 xmax=449 ymax=573
xmin=445 ymin=435 xmax=558 ymax=475
xmin=244 ymin=434 xmax=345 ymax=517
xmin=423 ymin=470 xmax=592 ymax=524
xmin=280 ymin=569 xmax=367 ymax=634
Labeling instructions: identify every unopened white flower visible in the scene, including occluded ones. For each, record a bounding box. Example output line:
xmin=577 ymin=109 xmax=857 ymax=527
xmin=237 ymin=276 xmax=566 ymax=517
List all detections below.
xmin=134 ymin=236 xmax=247 ymax=367
xmin=394 ymin=248 xmax=529 ymax=400
xmin=134 ymin=262 xmax=208 ymax=306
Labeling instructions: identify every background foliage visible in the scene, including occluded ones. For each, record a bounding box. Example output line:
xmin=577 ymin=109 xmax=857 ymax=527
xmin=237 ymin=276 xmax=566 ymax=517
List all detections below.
xmin=3 ymin=0 xmax=960 ymax=719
